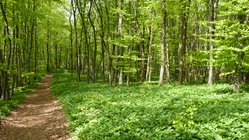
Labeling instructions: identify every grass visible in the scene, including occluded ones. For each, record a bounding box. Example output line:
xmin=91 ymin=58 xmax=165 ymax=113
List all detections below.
xmin=0 ymin=73 xmax=45 ymax=120
xmin=52 ymin=72 xmax=249 ymax=140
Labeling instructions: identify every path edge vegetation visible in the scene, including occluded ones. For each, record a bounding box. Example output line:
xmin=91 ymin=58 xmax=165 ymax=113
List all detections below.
xmin=0 ymin=73 xmax=46 ymax=120
xmin=51 ymin=71 xmax=249 ymax=139
xmin=1 ymin=0 xmax=249 ymax=138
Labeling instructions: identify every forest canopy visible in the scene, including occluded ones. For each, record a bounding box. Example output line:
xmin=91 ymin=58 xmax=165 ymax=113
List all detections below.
xmin=1 ymin=0 xmax=249 ymax=139
xmin=0 ymin=0 xmax=249 ymax=100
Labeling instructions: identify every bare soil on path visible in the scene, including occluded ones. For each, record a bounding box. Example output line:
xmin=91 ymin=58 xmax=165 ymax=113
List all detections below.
xmin=0 ymin=75 xmax=69 ymax=140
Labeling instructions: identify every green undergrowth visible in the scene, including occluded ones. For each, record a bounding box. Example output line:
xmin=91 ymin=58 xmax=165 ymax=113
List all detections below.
xmin=52 ymin=73 xmax=249 ymax=140
xmin=0 ymin=73 xmax=45 ymax=120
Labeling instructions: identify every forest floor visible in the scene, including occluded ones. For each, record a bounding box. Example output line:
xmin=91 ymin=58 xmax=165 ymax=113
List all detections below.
xmin=0 ymin=75 xmax=69 ymax=140
xmin=52 ymin=72 xmax=249 ymax=139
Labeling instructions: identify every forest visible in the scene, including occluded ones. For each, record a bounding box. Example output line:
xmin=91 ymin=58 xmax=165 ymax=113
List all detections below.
xmin=1 ymin=0 xmax=249 ymax=139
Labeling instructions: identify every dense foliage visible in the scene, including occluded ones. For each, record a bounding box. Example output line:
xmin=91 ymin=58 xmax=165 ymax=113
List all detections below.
xmin=1 ymin=0 xmax=249 ymax=139
xmin=64 ymin=0 xmax=249 ymax=90
xmin=1 ymin=0 xmax=249 ymax=101
xmin=0 ymin=0 xmax=68 ymax=100
xmin=52 ymin=72 xmax=249 ymax=139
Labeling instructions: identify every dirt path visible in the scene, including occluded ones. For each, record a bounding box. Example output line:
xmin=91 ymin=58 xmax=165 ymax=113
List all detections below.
xmin=0 ymin=75 xmax=69 ymax=140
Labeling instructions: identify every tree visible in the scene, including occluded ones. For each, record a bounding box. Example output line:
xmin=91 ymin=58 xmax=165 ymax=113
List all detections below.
xmin=213 ymin=0 xmax=249 ymax=92
xmin=178 ymin=0 xmax=191 ymax=84
xmin=208 ymin=0 xmax=216 ymax=86
xmin=159 ymin=0 xmax=170 ymax=86
xmin=0 ymin=0 xmax=69 ymax=100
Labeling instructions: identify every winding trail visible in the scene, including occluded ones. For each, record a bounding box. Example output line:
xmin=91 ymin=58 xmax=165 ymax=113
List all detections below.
xmin=0 ymin=75 xmax=69 ymax=140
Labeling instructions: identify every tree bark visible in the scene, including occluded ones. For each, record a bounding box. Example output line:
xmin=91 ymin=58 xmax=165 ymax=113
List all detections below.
xmin=46 ymin=21 xmax=50 ymax=73
xmin=118 ymin=0 xmax=123 ymax=85
xmin=208 ymin=0 xmax=215 ymax=86
xmin=71 ymin=0 xmax=80 ymax=81
xmin=178 ymin=0 xmax=190 ymax=84
xmin=94 ymin=0 xmax=106 ymax=81
xmin=88 ymin=1 xmax=97 ymax=83
xmin=0 ymin=1 xmax=12 ymax=100
xmin=159 ymin=0 xmax=170 ymax=86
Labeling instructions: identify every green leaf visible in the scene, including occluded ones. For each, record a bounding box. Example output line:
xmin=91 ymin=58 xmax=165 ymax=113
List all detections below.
xmin=214 ymin=134 xmax=223 ymax=140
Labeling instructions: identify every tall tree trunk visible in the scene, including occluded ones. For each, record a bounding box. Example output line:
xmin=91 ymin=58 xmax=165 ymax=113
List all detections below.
xmin=46 ymin=21 xmax=50 ymax=73
xmin=69 ymin=11 xmax=74 ymax=70
xmin=88 ymin=1 xmax=97 ymax=83
xmin=15 ymin=9 xmax=20 ymax=87
xmin=233 ymin=63 xmax=241 ymax=92
xmin=34 ymin=8 xmax=38 ymax=76
xmin=71 ymin=0 xmax=80 ymax=81
xmin=208 ymin=0 xmax=215 ymax=86
xmin=118 ymin=0 xmax=123 ymax=85
xmin=159 ymin=0 xmax=170 ymax=86
xmin=104 ymin=3 xmax=113 ymax=85
xmin=76 ymin=0 xmax=90 ymax=83
xmin=55 ymin=38 xmax=58 ymax=69
xmin=94 ymin=0 xmax=105 ymax=81
xmin=0 ymin=1 xmax=12 ymax=100
xmin=146 ymin=25 xmax=153 ymax=82
xmin=178 ymin=0 xmax=190 ymax=84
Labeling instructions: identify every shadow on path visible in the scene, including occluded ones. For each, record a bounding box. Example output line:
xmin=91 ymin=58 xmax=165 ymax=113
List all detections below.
xmin=0 ymin=75 xmax=69 ymax=140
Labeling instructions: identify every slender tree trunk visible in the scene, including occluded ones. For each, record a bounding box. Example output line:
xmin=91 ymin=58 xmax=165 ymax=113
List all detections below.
xmin=118 ymin=0 xmax=123 ymax=85
xmin=0 ymin=1 xmax=12 ymax=100
xmin=178 ymin=0 xmax=190 ymax=84
xmin=71 ymin=0 xmax=80 ymax=81
xmin=159 ymin=0 xmax=170 ymax=86
xmin=11 ymin=3 xmax=17 ymax=96
xmin=208 ymin=0 xmax=215 ymax=86
xmin=69 ymin=11 xmax=74 ymax=70
xmin=88 ymin=1 xmax=97 ymax=83
xmin=146 ymin=25 xmax=153 ymax=82
xmin=59 ymin=46 xmax=62 ymax=68
xmin=55 ymin=40 xmax=58 ymax=69
xmin=104 ymin=3 xmax=113 ymax=85
xmin=233 ymin=64 xmax=241 ymax=92
xmin=46 ymin=21 xmax=50 ymax=73
xmin=146 ymin=8 xmax=155 ymax=82
xmin=34 ymin=10 xmax=38 ymax=76
xmin=15 ymin=10 xmax=20 ymax=87
xmin=94 ymin=0 xmax=105 ymax=81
